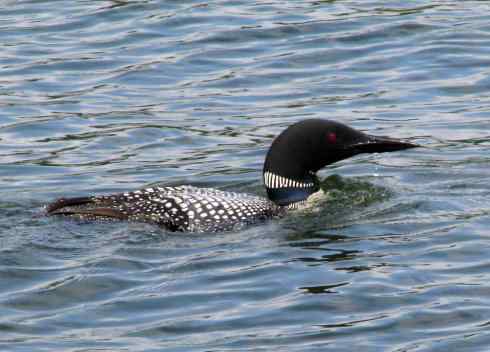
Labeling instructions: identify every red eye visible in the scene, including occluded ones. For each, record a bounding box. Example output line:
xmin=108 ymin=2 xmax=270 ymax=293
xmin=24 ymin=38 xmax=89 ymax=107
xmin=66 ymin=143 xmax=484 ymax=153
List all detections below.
xmin=327 ymin=132 xmax=337 ymax=144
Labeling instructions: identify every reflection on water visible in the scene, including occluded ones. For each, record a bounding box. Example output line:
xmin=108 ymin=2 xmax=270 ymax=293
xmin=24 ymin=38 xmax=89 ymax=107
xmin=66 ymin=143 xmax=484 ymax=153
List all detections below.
xmin=2 ymin=0 xmax=490 ymax=351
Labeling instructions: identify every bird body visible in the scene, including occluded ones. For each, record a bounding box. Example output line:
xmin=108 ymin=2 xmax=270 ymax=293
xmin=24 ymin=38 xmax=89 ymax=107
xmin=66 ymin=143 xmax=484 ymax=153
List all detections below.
xmin=46 ymin=119 xmax=417 ymax=232
xmin=47 ymin=185 xmax=284 ymax=232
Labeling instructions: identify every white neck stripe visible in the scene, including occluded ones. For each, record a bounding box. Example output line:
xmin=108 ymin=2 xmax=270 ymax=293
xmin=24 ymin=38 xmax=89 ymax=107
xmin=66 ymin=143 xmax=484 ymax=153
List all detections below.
xmin=263 ymin=171 xmax=314 ymax=189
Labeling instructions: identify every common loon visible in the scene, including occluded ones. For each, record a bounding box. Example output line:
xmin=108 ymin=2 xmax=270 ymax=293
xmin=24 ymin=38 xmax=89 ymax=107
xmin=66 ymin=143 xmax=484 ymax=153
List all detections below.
xmin=46 ymin=119 xmax=417 ymax=232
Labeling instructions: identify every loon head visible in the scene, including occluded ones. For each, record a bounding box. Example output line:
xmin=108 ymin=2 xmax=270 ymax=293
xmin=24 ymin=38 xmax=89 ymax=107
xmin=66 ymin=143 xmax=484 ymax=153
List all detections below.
xmin=263 ymin=119 xmax=417 ymax=206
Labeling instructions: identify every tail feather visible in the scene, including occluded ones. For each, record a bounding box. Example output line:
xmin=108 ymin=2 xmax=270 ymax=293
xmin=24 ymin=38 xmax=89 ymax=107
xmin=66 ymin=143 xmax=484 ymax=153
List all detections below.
xmin=46 ymin=197 xmax=94 ymax=214
xmin=46 ymin=196 xmax=128 ymax=221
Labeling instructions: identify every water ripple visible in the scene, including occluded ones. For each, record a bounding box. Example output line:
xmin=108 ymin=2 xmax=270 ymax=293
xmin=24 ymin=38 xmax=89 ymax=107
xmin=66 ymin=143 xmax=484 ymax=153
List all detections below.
xmin=2 ymin=0 xmax=490 ymax=351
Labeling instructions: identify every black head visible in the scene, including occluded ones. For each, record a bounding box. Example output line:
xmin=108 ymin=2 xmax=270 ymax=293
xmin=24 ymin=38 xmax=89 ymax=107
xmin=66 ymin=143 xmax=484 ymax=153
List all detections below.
xmin=263 ymin=119 xmax=417 ymax=206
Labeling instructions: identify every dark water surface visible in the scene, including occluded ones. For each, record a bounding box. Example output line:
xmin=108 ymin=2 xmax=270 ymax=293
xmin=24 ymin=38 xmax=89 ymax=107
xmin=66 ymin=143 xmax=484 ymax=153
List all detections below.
xmin=2 ymin=1 xmax=490 ymax=351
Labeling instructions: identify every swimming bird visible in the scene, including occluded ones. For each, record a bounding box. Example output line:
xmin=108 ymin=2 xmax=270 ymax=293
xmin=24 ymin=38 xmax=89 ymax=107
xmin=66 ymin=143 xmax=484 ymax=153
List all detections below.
xmin=46 ymin=119 xmax=417 ymax=232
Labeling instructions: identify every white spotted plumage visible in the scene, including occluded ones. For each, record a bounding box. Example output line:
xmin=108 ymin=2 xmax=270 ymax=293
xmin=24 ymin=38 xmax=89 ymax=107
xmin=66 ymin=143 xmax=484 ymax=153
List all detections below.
xmin=80 ymin=185 xmax=286 ymax=232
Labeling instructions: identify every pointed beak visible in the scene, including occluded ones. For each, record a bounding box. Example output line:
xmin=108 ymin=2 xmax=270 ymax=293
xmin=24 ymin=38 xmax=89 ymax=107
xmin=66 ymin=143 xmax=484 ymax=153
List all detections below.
xmin=348 ymin=134 xmax=419 ymax=154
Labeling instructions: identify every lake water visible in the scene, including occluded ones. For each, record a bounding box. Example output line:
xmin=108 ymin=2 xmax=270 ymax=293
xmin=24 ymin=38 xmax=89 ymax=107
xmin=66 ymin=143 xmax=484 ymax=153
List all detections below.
xmin=2 ymin=1 xmax=490 ymax=351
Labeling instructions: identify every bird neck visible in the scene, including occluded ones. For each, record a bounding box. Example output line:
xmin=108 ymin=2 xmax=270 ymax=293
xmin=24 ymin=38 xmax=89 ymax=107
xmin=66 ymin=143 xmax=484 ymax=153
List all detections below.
xmin=263 ymin=169 xmax=320 ymax=206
